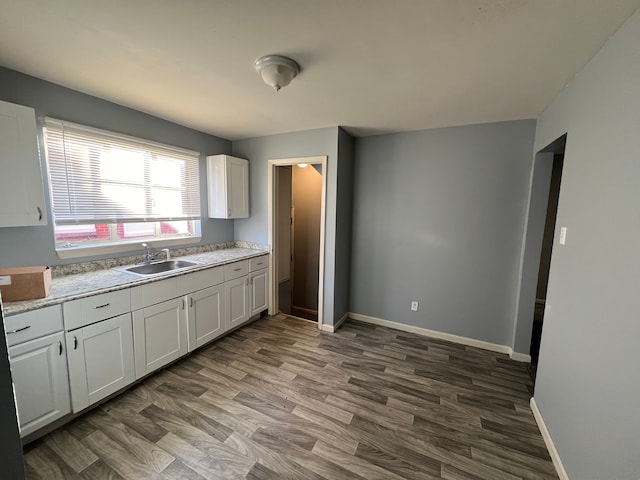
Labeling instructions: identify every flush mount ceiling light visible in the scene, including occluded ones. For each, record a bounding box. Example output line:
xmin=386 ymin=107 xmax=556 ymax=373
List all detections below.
xmin=254 ymin=55 xmax=300 ymax=92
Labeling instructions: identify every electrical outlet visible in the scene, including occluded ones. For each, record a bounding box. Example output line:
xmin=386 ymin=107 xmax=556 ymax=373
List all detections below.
xmin=411 ymin=301 xmax=419 ymax=311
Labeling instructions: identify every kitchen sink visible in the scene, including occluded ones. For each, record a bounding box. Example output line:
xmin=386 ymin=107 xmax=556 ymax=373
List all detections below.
xmin=122 ymin=260 xmax=199 ymax=276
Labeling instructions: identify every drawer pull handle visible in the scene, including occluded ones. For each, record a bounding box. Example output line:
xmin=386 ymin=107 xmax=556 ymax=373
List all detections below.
xmin=37 ymin=206 xmax=43 ymax=221
xmin=73 ymin=336 xmax=78 ymax=350
xmin=58 ymin=341 xmax=63 ymax=356
xmin=190 ymin=297 xmax=194 ymax=308
xmin=234 ymin=268 xmax=242 ymax=272
xmin=182 ymin=299 xmax=186 ymax=310
xmin=93 ymin=303 xmax=110 ymax=309
xmin=6 ymin=325 xmax=31 ymax=334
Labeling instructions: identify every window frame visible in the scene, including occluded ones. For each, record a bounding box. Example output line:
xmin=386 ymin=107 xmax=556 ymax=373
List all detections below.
xmin=42 ymin=118 xmax=203 ymax=259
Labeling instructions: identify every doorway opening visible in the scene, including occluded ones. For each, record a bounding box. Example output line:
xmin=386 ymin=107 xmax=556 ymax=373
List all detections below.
xmin=267 ymin=157 xmax=327 ymax=330
xmin=529 ymin=136 xmax=565 ymax=380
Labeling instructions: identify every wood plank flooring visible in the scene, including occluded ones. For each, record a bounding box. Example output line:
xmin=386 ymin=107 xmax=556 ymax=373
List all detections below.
xmin=23 ymin=315 xmax=558 ymax=479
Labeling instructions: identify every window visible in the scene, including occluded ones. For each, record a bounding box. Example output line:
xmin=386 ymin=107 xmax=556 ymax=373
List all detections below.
xmin=44 ymin=118 xmax=201 ymax=257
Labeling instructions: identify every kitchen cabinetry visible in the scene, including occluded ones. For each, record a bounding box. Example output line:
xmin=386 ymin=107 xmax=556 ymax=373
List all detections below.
xmin=206 ymin=154 xmax=249 ymax=218
xmin=225 ymin=276 xmax=250 ymax=330
xmin=249 ymin=268 xmax=269 ymax=317
xmin=63 ymin=291 xmax=134 ymax=413
xmin=224 ymin=259 xmax=249 ymax=330
xmin=0 ymin=99 xmax=47 ymax=227
xmin=179 ymin=264 xmax=226 ymax=352
xmin=187 ymin=284 xmax=225 ymax=351
xmin=6 ymin=253 xmax=269 ymax=438
xmin=5 ymin=306 xmax=70 ymax=437
xmin=132 ymin=298 xmax=187 ymax=379
xmin=249 ymin=256 xmax=268 ymax=317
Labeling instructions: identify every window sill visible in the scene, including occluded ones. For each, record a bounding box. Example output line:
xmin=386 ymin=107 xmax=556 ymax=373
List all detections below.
xmin=55 ymin=235 xmax=202 ymax=260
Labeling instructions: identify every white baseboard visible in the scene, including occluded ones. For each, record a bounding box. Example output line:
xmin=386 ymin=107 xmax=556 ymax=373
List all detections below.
xmin=510 ymin=351 xmax=532 ymax=363
xmin=334 ymin=312 xmax=349 ymax=330
xmin=321 ymin=312 xmax=350 ymax=333
xmin=349 ymin=313 xmax=514 ymax=355
xmin=530 ymin=398 xmax=570 ymax=480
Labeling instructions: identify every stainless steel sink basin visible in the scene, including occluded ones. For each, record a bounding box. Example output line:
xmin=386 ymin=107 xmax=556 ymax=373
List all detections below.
xmin=123 ymin=260 xmax=199 ymax=276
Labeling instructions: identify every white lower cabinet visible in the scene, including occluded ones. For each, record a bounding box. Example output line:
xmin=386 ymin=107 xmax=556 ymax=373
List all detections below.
xmin=132 ymin=298 xmax=187 ymax=379
xmin=9 ymin=332 xmax=70 ymax=436
xmin=66 ymin=313 xmax=134 ymax=413
xmin=225 ymin=276 xmax=250 ymax=330
xmin=187 ymin=284 xmax=225 ymax=352
xmin=249 ymin=268 xmax=269 ymax=317
xmin=7 ymin=255 xmax=270 ymax=439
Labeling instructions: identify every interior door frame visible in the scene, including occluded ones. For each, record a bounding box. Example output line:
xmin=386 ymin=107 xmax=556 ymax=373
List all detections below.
xmin=267 ymin=156 xmax=327 ymax=330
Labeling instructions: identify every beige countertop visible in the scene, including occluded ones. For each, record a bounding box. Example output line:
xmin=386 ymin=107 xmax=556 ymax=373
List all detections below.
xmin=3 ymin=248 xmax=268 ymax=316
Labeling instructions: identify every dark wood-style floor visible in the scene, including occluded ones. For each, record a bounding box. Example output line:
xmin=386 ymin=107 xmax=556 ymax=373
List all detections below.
xmin=23 ymin=315 xmax=558 ymax=479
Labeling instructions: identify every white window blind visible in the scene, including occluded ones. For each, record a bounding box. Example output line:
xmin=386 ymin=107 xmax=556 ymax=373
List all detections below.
xmin=44 ymin=118 xmax=201 ymax=225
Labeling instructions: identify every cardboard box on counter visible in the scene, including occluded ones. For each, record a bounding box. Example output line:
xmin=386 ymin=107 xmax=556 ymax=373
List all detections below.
xmin=0 ymin=266 xmax=52 ymax=302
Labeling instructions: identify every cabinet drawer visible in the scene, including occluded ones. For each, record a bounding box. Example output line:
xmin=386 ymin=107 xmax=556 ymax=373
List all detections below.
xmin=249 ymin=255 xmax=268 ymax=272
xmin=5 ymin=305 xmax=63 ymax=347
xmin=224 ymin=260 xmax=248 ymax=281
xmin=63 ymin=289 xmax=131 ymax=331
xmin=177 ymin=266 xmax=224 ymax=296
xmin=130 ymin=277 xmax=178 ymax=311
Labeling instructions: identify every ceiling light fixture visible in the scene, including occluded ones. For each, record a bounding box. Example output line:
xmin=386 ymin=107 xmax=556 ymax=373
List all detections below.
xmin=297 ymin=163 xmax=309 ymax=168
xmin=254 ymin=55 xmax=300 ymax=92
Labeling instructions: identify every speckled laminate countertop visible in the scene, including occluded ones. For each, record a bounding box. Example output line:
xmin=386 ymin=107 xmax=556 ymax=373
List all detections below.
xmin=3 ymin=248 xmax=268 ymax=316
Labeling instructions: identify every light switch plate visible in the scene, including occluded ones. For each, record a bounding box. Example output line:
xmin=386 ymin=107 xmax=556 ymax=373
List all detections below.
xmin=559 ymin=227 xmax=567 ymax=245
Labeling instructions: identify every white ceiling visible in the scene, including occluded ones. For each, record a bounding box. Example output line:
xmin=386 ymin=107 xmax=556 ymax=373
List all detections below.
xmin=1 ymin=1 xmax=639 ymax=140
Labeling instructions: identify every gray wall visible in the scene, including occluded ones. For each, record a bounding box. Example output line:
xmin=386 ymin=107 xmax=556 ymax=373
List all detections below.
xmin=292 ymin=165 xmax=322 ymax=310
xmin=532 ymin=8 xmax=640 ymax=479
xmin=276 ymin=167 xmax=292 ymax=284
xmin=0 ymin=67 xmax=233 ymax=268
xmin=350 ymin=120 xmax=536 ymax=346
xmin=512 ymin=152 xmax=554 ymax=354
xmin=334 ymin=128 xmax=355 ymax=323
xmin=232 ymin=127 xmax=340 ymax=325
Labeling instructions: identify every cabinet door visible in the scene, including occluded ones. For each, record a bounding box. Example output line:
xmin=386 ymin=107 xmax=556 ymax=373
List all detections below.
xmin=206 ymin=155 xmax=249 ymax=219
xmin=9 ymin=332 xmax=70 ymax=437
xmin=225 ymin=276 xmax=249 ymax=330
xmin=0 ymin=100 xmax=47 ymax=227
xmin=132 ymin=298 xmax=187 ymax=379
xmin=66 ymin=314 xmax=134 ymax=413
xmin=250 ymin=268 xmax=269 ymax=317
xmin=187 ymin=285 xmax=225 ymax=352
xmin=227 ymin=156 xmax=249 ymax=218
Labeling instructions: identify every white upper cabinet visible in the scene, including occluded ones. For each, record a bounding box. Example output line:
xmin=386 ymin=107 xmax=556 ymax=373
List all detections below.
xmin=206 ymin=154 xmax=249 ymax=219
xmin=0 ymin=100 xmax=47 ymax=227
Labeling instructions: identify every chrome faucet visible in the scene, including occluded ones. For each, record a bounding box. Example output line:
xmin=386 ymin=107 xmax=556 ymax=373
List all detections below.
xmin=141 ymin=243 xmax=170 ymax=264
xmin=141 ymin=243 xmax=153 ymax=264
